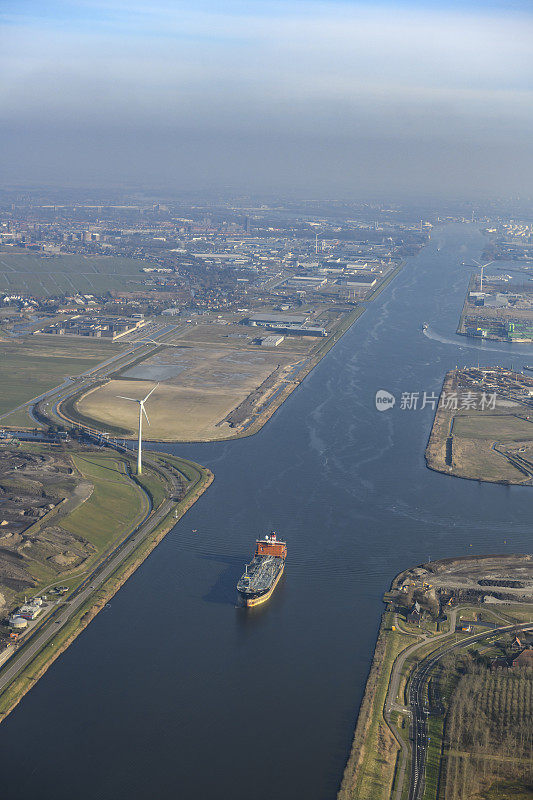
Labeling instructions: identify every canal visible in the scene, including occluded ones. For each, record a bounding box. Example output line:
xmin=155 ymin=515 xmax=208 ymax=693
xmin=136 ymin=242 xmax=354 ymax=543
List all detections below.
xmin=0 ymin=224 xmax=532 ymax=800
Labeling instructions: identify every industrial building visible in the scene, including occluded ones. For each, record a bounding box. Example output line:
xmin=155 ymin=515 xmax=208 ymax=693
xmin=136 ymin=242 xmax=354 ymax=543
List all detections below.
xmin=345 ymin=275 xmax=377 ymax=288
xmin=36 ymin=315 xmax=147 ymax=340
xmin=268 ymin=324 xmax=327 ymax=337
xmin=464 ymin=318 xmax=533 ymax=342
xmin=259 ymin=335 xmax=285 ymax=347
xmin=283 ymin=276 xmax=327 ymax=290
xmin=16 ymin=601 xmax=43 ymax=620
xmin=8 ymin=616 xmax=28 ymax=629
xmin=246 ymin=312 xmax=308 ymax=326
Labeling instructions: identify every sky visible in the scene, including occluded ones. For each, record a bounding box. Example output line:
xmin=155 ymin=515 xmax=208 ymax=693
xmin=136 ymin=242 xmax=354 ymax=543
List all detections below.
xmin=1 ymin=0 xmax=532 ymax=198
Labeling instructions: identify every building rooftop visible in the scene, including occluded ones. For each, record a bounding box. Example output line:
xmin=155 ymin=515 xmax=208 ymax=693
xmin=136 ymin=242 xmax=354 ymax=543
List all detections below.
xmin=248 ymin=312 xmax=307 ymax=324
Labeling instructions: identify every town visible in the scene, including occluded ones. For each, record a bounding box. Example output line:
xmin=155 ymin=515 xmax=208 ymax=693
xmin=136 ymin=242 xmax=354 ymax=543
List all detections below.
xmin=0 ymin=195 xmax=430 ymax=441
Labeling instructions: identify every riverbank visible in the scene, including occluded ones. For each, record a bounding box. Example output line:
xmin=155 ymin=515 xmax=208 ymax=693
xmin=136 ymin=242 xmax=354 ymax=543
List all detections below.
xmin=0 ymin=450 xmax=213 ymax=725
xmin=338 ymin=612 xmax=412 ymax=800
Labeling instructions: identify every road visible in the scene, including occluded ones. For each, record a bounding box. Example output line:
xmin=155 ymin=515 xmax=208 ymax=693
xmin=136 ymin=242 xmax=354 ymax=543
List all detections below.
xmin=407 ymin=621 xmax=533 ymax=800
xmin=384 ymin=609 xmax=458 ymax=800
xmin=0 ymin=453 xmax=182 ymax=696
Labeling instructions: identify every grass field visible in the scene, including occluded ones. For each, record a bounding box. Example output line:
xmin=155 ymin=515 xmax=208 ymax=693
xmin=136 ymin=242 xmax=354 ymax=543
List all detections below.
xmin=0 ymin=252 xmax=148 ymax=295
xmin=11 ymin=450 xmax=156 ymax=597
xmin=0 ymin=338 xmax=124 ymax=415
xmin=452 ymin=414 xmax=533 ymax=441
xmin=449 ymin=413 xmax=533 ymax=483
xmin=0 ymin=407 xmax=37 ymax=428
xmin=13 ymin=450 xmax=200 ymax=605
xmin=449 ymin=438 xmax=525 ymax=483
xmin=63 ymin=454 xmax=148 ymax=550
xmin=427 ymin=378 xmax=533 ymax=484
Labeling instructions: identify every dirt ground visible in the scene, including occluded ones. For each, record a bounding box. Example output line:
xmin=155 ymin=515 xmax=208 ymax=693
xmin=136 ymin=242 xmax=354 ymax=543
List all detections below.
xmin=0 ymin=448 xmax=94 ymax=610
xmin=75 ymin=340 xmax=294 ymax=440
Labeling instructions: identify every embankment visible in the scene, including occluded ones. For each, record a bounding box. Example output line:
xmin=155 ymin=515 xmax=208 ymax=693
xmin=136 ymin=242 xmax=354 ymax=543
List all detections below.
xmin=338 ymin=613 xmax=403 ymax=800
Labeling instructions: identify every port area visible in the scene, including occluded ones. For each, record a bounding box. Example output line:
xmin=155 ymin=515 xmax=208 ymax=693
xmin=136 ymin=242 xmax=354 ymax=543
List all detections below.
xmin=338 ymin=554 xmax=533 ymax=800
xmin=456 ymin=265 xmax=533 ymax=343
xmin=0 ymin=440 xmax=213 ymax=725
xmin=425 ymin=367 xmax=533 ymax=484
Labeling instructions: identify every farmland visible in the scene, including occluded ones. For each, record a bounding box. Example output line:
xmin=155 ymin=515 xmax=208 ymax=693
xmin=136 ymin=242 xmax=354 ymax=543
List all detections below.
xmin=0 ymin=252 xmax=148 ymax=295
xmin=442 ymin=663 xmax=533 ymax=800
xmin=0 ymin=337 xmax=124 ymax=415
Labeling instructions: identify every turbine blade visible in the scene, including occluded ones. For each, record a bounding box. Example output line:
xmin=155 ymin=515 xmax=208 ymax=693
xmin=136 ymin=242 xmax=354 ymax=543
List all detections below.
xmin=142 ymin=383 xmax=159 ymax=403
xmin=117 ymin=395 xmax=139 ymax=402
xmin=142 ymin=405 xmax=150 ymax=425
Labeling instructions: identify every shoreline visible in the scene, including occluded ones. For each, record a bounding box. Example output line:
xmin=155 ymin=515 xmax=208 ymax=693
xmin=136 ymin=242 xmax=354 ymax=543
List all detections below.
xmin=0 ymin=456 xmax=213 ymax=726
xmin=338 ymin=612 xmax=401 ymax=800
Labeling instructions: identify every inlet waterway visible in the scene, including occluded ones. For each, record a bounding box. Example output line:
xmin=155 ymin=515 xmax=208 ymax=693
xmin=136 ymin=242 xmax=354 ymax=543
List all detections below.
xmin=1 ymin=224 xmax=532 ymax=800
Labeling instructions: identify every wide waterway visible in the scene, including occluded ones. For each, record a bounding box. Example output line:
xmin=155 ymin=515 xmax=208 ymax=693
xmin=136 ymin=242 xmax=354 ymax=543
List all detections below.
xmin=1 ymin=224 xmax=532 ymax=800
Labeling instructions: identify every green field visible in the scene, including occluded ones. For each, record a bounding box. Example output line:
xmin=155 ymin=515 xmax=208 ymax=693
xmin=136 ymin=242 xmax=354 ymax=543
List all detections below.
xmin=63 ymin=454 xmax=148 ymax=550
xmin=0 ymin=252 xmax=148 ymax=295
xmin=453 ymin=413 xmax=533 ymax=441
xmin=0 ymin=338 xmax=124 ymax=415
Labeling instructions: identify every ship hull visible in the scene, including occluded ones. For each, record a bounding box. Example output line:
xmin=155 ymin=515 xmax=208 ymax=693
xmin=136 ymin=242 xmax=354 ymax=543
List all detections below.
xmin=239 ymin=562 xmax=284 ymax=607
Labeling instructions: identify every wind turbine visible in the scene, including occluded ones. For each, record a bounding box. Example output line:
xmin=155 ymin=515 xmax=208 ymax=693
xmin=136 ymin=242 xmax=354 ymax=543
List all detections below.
xmin=117 ymin=385 xmax=158 ymax=475
xmin=464 ymin=259 xmax=493 ymax=293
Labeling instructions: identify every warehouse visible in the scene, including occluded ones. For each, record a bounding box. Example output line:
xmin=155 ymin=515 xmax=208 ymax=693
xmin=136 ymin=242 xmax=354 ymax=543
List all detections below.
xmin=246 ymin=312 xmax=308 ymax=326
xmin=260 ymin=335 xmax=285 ymax=347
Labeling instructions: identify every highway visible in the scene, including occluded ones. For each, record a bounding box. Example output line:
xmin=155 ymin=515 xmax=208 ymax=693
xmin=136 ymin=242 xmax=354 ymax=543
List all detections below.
xmin=407 ymin=621 xmax=533 ymax=800
xmin=384 ymin=609 xmax=457 ymax=800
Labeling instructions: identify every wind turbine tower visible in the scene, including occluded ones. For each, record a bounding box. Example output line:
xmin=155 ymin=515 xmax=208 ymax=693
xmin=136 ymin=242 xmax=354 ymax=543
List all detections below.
xmin=468 ymin=259 xmax=493 ymax=294
xmin=117 ymin=384 xmax=158 ymax=475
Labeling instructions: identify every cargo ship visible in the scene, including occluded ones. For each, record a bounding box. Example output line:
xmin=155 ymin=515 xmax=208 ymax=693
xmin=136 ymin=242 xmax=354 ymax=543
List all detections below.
xmin=237 ymin=533 xmax=287 ymax=607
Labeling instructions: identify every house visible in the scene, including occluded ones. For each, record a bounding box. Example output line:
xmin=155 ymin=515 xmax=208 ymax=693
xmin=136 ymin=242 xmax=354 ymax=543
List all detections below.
xmin=511 ymin=649 xmax=533 ymax=669
xmin=407 ymin=601 xmax=422 ymax=624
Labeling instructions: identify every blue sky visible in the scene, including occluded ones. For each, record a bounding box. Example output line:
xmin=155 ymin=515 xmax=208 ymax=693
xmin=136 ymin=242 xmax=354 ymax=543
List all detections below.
xmin=1 ymin=1 xmax=532 ymax=196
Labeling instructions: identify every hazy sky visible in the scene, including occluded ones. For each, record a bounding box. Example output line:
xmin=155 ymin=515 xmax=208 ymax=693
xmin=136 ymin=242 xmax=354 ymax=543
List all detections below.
xmin=1 ymin=0 xmax=532 ymax=198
